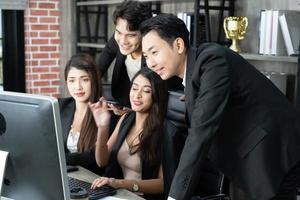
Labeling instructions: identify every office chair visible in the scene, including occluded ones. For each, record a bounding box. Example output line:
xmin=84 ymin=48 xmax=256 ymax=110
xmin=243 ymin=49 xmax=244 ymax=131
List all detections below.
xmin=295 ymin=44 xmax=300 ymax=109
xmin=164 ymin=90 xmax=231 ymax=200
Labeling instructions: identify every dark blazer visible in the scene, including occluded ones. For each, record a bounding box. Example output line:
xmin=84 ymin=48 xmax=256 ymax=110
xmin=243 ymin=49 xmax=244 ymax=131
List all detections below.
xmin=98 ymin=37 xmax=183 ymax=107
xmin=58 ymin=98 xmax=104 ymax=175
xmin=104 ymin=111 xmax=173 ymax=200
xmin=169 ymin=43 xmax=300 ymax=200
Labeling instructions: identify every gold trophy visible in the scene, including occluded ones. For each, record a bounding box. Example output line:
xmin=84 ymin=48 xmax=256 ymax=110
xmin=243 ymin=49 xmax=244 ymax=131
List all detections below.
xmin=223 ymin=16 xmax=248 ymax=53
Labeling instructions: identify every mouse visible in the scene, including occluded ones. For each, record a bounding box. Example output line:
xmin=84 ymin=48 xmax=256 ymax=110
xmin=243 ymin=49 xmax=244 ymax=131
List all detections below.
xmin=70 ymin=187 xmax=88 ymax=199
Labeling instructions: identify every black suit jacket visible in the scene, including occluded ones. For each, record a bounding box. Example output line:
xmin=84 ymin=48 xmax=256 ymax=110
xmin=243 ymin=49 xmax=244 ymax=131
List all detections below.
xmin=58 ymin=98 xmax=104 ymax=175
xmin=169 ymin=43 xmax=300 ymax=200
xmin=98 ymin=37 xmax=183 ymax=107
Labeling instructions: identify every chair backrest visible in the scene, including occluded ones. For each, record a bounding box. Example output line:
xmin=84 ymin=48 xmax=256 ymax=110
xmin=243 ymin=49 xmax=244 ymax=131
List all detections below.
xmin=163 ymin=90 xmax=230 ymax=199
xmin=296 ymin=44 xmax=300 ymax=109
xmin=163 ymin=90 xmax=187 ymax=194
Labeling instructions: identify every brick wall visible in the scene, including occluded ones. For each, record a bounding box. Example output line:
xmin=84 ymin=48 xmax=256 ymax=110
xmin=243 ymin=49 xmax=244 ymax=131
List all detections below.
xmin=24 ymin=0 xmax=61 ymax=97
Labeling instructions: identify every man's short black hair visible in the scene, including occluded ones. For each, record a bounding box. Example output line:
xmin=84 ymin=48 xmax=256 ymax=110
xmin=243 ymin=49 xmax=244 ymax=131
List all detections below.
xmin=113 ymin=0 xmax=152 ymax=31
xmin=140 ymin=13 xmax=190 ymax=49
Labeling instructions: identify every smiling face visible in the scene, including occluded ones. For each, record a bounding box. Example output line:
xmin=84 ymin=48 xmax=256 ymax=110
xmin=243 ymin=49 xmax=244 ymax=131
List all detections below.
xmin=114 ymin=18 xmax=142 ymax=59
xmin=67 ymin=67 xmax=92 ymax=103
xmin=129 ymin=74 xmax=153 ymax=113
xmin=142 ymin=30 xmax=186 ymax=80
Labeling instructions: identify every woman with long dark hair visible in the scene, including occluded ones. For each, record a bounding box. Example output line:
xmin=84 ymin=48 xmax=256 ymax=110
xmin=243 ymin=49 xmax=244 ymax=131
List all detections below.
xmin=89 ymin=68 xmax=168 ymax=200
xmin=59 ymin=53 xmax=104 ymax=175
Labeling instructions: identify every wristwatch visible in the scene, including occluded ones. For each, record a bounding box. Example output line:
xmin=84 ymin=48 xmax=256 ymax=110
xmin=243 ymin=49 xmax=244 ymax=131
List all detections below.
xmin=132 ymin=183 xmax=139 ymax=192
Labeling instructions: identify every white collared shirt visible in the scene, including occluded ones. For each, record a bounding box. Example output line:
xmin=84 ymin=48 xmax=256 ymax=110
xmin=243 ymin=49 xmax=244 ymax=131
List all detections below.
xmin=167 ymin=197 xmax=176 ymax=200
xmin=182 ymin=66 xmax=187 ymax=88
xmin=125 ymin=54 xmax=142 ymax=81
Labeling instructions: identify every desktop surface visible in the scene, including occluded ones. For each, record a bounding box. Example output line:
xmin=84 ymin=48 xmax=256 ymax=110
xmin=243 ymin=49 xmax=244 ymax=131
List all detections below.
xmin=68 ymin=166 xmax=145 ymax=200
xmin=1 ymin=166 xmax=145 ymax=200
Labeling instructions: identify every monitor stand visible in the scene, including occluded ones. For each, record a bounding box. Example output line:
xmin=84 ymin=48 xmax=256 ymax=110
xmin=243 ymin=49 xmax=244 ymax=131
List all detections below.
xmin=0 ymin=151 xmax=9 ymax=196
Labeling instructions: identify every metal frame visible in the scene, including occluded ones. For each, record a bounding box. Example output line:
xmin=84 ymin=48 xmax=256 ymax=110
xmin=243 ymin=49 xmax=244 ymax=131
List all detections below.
xmin=193 ymin=0 xmax=235 ymax=47
xmin=2 ymin=10 xmax=25 ymax=92
xmin=76 ymin=1 xmax=108 ymax=55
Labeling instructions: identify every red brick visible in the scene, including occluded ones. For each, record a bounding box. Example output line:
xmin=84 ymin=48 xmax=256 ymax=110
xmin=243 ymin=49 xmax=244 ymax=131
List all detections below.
xmin=39 ymin=3 xmax=56 ymax=9
xmin=27 ymin=88 xmax=40 ymax=94
xmin=32 ymin=67 xmax=49 ymax=73
xmin=25 ymin=60 xmax=39 ymax=66
xmin=41 ymin=87 xmax=58 ymax=93
xmin=31 ymin=24 xmax=49 ymax=31
xmin=26 ymin=74 xmax=39 ymax=80
xmin=30 ymin=32 xmax=39 ymax=37
xmin=40 ymin=46 xmax=57 ymax=51
xmin=50 ymin=11 xmax=60 ymax=16
xmin=40 ymin=17 xmax=57 ymax=23
xmin=51 ymin=39 xmax=60 ymax=44
xmin=51 ymin=80 xmax=61 ymax=86
xmin=25 ymin=68 xmax=32 ymax=73
xmin=29 ymin=2 xmax=37 ymax=8
xmin=50 ymin=53 xmax=60 ymax=58
xmin=33 ymin=81 xmax=50 ymax=87
xmin=51 ymin=67 xmax=60 ymax=72
xmin=32 ymin=39 xmax=49 ymax=45
xmin=31 ymin=46 xmax=39 ymax=51
xmin=32 ymin=53 xmax=49 ymax=59
xmin=40 ymin=32 xmax=57 ymax=37
xmin=24 ymin=0 xmax=61 ymax=97
xmin=40 ymin=73 xmax=58 ymax=79
xmin=40 ymin=60 xmax=57 ymax=66
xmin=30 ymin=10 xmax=48 ymax=16
xmin=29 ymin=17 xmax=38 ymax=23
xmin=50 ymin=25 xmax=60 ymax=30
xmin=25 ymin=46 xmax=39 ymax=52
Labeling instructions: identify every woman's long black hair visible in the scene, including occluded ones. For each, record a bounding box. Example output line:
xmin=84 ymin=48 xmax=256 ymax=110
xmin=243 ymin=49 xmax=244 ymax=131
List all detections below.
xmin=131 ymin=67 xmax=168 ymax=164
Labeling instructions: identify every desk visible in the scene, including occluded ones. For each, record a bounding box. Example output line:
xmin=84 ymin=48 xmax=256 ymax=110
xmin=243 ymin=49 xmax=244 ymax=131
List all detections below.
xmin=69 ymin=166 xmax=145 ymax=200
xmin=1 ymin=166 xmax=144 ymax=200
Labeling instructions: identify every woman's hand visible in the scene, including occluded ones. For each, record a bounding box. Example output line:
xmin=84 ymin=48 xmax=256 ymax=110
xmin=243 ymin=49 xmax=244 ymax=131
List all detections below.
xmin=108 ymin=104 xmax=130 ymax=116
xmin=91 ymin=177 xmax=119 ymax=189
xmin=89 ymin=97 xmax=111 ymax=128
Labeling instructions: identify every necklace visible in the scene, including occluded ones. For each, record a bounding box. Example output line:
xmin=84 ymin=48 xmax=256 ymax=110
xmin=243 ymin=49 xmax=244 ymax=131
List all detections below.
xmin=126 ymin=128 xmax=143 ymax=155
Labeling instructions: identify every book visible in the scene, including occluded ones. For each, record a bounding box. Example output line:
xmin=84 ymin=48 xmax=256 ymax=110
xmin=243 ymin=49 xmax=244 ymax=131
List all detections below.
xmin=270 ymin=10 xmax=286 ymax=55
xmin=264 ymin=10 xmax=273 ymax=55
xmin=279 ymin=11 xmax=300 ymax=56
xmin=177 ymin=12 xmax=206 ymax=47
xmin=259 ymin=10 xmax=266 ymax=54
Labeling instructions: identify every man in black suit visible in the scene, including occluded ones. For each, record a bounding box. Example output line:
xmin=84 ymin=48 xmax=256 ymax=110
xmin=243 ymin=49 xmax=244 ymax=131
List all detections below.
xmin=140 ymin=13 xmax=300 ymax=200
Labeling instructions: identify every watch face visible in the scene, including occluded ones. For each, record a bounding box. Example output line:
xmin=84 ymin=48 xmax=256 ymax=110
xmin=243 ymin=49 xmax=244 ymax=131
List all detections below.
xmin=133 ymin=183 xmax=139 ymax=192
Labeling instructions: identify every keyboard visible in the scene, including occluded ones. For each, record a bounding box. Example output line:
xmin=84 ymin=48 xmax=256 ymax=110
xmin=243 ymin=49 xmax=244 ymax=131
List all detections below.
xmin=68 ymin=176 xmax=117 ymax=199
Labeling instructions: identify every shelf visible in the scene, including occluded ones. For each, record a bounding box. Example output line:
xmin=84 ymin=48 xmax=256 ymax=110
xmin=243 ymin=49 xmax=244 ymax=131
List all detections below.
xmin=77 ymin=43 xmax=105 ymax=49
xmin=240 ymin=53 xmax=298 ymax=63
xmin=77 ymin=0 xmax=162 ymax=6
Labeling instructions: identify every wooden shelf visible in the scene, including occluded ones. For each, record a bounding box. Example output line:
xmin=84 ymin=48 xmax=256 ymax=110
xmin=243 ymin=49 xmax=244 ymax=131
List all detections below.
xmin=240 ymin=53 xmax=298 ymax=63
xmin=77 ymin=43 xmax=105 ymax=49
xmin=77 ymin=0 xmax=162 ymax=6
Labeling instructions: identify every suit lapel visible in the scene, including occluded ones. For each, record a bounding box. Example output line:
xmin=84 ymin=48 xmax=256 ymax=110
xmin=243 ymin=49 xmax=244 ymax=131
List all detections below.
xmin=62 ymin=99 xmax=75 ymax=143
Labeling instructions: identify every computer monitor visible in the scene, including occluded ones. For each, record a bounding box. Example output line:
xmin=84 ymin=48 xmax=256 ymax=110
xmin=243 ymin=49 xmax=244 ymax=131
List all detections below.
xmin=0 ymin=91 xmax=70 ymax=200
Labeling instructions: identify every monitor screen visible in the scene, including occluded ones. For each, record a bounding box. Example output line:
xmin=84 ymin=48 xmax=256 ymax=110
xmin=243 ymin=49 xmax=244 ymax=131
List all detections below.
xmin=0 ymin=91 xmax=70 ymax=200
